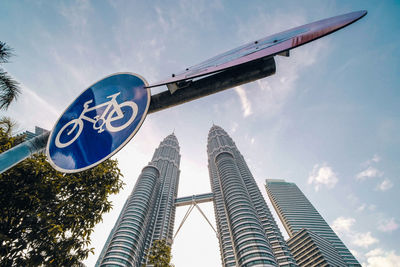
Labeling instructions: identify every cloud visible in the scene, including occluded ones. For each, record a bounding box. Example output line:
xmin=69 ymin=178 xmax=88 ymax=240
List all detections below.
xmin=22 ymin=85 xmax=60 ymax=118
xmin=358 ymin=156 xmax=393 ymax=192
xmin=371 ymin=154 xmax=381 ymax=163
xmin=347 ymin=194 xmax=359 ymax=205
xmin=357 ymin=204 xmax=366 ymax=212
xmin=230 ymin=122 xmax=238 ymax=133
xmin=250 ymin=137 xmax=255 ymax=145
xmin=233 ymin=10 xmax=327 ymax=118
xmin=2 ymin=82 xmax=61 ymax=132
xmin=363 ymin=248 xmax=400 ymax=267
xmin=368 ymin=204 xmax=377 ymax=211
xmin=356 ymin=167 xmax=383 ymax=180
xmin=58 ymin=0 xmax=91 ymax=36
xmin=376 ymin=178 xmax=393 ymax=191
xmin=350 ymin=249 xmax=361 ymax=260
xmin=378 ymin=218 xmax=399 ymax=233
xmin=331 ymin=216 xmax=379 ymax=249
xmin=248 ymin=41 xmax=325 ymax=118
xmin=363 ymin=154 xmax=381 ymax=166
xmin=352 ymin=232 xmax=379 ymax=248
xmin=308 ymin=163 xmax=338 ymax=191
xmin=332 ymin=217 xmax=356 ymax=234
xmin=366 ymin=248 xmax=385 ymax=258
xmin=357 ymin=203 xmax=378 ymax=212
xmin=234 ymin=86 xmax=252 ymax=117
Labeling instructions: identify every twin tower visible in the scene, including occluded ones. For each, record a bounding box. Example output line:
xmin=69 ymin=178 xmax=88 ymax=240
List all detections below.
xmin=96 ymin=125 xmax=358 ymax=267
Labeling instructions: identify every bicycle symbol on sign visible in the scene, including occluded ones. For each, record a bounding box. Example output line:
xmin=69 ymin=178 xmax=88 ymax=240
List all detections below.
xmin=55 ymin=92 xmax=138 ymax=148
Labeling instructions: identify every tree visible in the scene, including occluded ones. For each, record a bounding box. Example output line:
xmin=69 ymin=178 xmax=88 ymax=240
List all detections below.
xmin=0 ymin=119 xmax=124 ymax=266
xmin=146 ymin=239 xmax=174 ymax=267
xmin=0 ymin=41 xmax=20 ymax=110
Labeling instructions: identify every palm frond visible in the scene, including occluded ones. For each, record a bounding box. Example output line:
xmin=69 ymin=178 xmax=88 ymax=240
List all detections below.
xmin=0 ymin=116 xmax=16 ymax=135
xmin=0 ymin=69 xmax=20 ymax=110
xmin=0 ymin=41 xmax=14 ymax=64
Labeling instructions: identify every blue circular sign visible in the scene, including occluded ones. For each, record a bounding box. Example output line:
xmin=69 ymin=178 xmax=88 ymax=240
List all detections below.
xmin=46 ymin=73 xmax=150 ymax=173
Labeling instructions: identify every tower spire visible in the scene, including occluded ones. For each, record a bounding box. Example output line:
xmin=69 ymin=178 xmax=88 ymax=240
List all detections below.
xmin=96 ymin=134 xmax=181 ymax=266
xmin=207 ymin=125 xmax=296 ymax=266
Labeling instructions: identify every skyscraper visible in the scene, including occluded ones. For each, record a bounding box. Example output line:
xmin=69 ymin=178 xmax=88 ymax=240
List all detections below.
xmin=96 ymin=133 xmax=181 ymax=267
xmin=265 ymin=179 xmax=360 ymax=266
xmin=286 ymin=228 xmax=347 ymax=266
xmin=207 ymin=125 xmax=296 ymax=267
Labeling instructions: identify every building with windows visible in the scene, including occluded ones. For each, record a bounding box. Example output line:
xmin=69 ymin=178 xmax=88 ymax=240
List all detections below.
xmin=207 ymin=125 xmax=296 ymax=267
xmin=17 ymin=126 xmax=48 ymax=141
xmin=96 ymin=133 xmax=181 ymax=267
xmin=287 ymin=228 xmax=347 ymax=266
xmin=265 ymin=179 xmax=360 ymax=266
xmin=98 ymin=127 xmax=321 ymax=267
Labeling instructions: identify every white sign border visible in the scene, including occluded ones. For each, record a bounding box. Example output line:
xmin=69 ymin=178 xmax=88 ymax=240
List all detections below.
xmin=46 ymin=72 xmax=150 ymax=173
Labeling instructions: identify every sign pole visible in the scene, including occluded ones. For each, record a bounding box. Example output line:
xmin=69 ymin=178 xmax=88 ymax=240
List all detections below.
xmin=0 ymin=132 xmax=49 ymax=173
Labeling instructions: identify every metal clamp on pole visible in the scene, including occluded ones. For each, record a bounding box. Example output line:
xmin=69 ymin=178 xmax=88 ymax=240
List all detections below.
xmin=148 ymin=56 xmax=276 ymax=114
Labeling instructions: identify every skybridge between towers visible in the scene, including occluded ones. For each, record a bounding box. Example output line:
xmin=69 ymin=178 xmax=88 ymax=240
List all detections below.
xmin=173 ymin=192 xmax=216 ymax=240
xmin=175 ymin=192 xmax=213 ymax=207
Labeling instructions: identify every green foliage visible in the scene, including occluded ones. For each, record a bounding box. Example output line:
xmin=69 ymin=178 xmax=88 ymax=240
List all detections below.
xmin=0 ymin=126 xmax=124 ymax=266
xmin=145 ymin=239 xmax=174 ymax=267
xmin=0 ymin=117 xmax=24 ymax=152
xmin=0 ymin=41 xmax=20 ymax=110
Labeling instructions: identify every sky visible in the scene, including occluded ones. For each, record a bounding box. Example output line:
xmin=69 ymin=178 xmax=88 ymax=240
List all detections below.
xmin=1 ymin=0 xmax=400 ymax=266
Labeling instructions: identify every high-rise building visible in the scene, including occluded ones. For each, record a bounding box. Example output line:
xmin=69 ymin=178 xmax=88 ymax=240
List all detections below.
xmin=265 ymin=179 xmax=360 ymax=266
xmin=96 ymin=133 xmax=181 ymax=267
xmin=286 ymin=228 xmax=347 ymax=266
xmin=17 ymin=126 xmax=48 ymax=141
xmin=207 ymin=125 xmax=296 ymax=267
